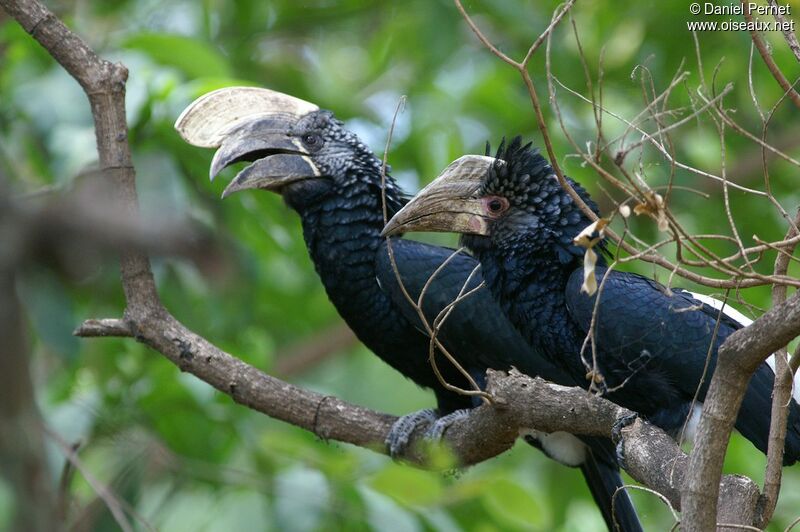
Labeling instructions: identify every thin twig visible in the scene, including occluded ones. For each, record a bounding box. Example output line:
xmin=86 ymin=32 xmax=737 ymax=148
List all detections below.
xmin=378 ymin=96 xmax=489 ymax=399
xmin=768 ymin=0 xmax=800 ymax=63
xmin=45 ymin=427 xmax=134 ymax=532
xmin=742 ymin=1 xmax=800 ymax=110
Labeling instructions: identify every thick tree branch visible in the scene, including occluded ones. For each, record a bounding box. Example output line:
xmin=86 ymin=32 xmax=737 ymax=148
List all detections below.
xmin=758 ymin=208 xmax=800 ymax=527
xmin=1 ymin=1 xmax=781 ymax=528
xmin=75 ymin=316 xmax=764 ymax=515
xmin=448 ymin=2 xmax=799 ymax=527
xmin=1 ymin=0 xmax=160 ymax=307
xmin=76 ymin=312 xmax=394 ymax=451
xmin=683 ymin=288 xmax=800 ymax=530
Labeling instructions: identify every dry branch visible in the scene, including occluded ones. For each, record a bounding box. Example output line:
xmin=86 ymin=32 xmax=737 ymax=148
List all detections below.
xmin=768 ymin=0 xmax=800 ymax=64
xmin=456 ymin=0 xmax=800 ymax=291
xmin=742 ymin=1 xmax=800 ymax=110
xmin=4 ymin=0 xmax=798 ymax=529
xmin=758 ymin=209 xmax=800 ymax=526
xmin=451 ymin=1 xmax=800 ymax=529
xmin=1 ymin=0 xmax=690 ymax=494
xmin=74 ymin=312 xmax=768 ymax=519
xmin=682 ymin=289 xmax=800 ymax=530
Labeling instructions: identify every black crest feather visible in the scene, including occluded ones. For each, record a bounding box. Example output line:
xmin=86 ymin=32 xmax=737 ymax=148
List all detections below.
xmin=481 ymin=136 xmax=552 ymax=203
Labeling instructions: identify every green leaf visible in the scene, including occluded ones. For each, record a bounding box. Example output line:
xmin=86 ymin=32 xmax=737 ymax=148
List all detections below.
xmin=183 ymin=77 xmax=262 ymax=99
xmin=0 ymin=478 xmax=15 ymax=531
xmin=274 ymin=466 xmax=330 ymax=531
xmin=369 ymin=462 xmax=443 ymax=507
xmin=123 ymin=33 xmax=231 ymax=79
xmin=16 ymin=269 xmax=79 ymax=360
xmin=357 ymin=485 xmax=422 ymax=532
xmin=153 ymin=487 xmax=219 ymax=532
xmin=480 ymin=478 xmax=549 ymax=530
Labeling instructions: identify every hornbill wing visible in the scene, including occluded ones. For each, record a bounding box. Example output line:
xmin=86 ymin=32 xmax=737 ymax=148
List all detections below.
xmin=375 ymin=240 xmax=643 ymax=531
xmin=374 ymin=238 xmax=568 ymax=385
xmin=564 ymin=266 xmax=730 ymax=399
xmin=564 ymin=266 xmax=800 ymax=463
xmin=686 ymin=290 xmax=800 ymax=404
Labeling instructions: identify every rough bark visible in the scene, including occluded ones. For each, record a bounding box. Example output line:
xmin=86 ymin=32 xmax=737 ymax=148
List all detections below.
xmin=682 ymin=290 xmax=800 ymax=530
xmin=3 ymin=0 xmax=794 ymax=529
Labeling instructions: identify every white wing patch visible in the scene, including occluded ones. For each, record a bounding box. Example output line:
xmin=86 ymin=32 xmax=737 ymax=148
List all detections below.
xmin=688 ymin=291 xmax=800 ymax=403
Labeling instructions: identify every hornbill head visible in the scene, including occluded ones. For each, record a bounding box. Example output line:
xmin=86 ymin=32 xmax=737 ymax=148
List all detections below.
xmin=175 ymin=87 xmax=386 ymax=205
xmin=380 ymin=153 xmax=499 ymax=238
xmin=382 ymin=137 xmax=598 ymax=259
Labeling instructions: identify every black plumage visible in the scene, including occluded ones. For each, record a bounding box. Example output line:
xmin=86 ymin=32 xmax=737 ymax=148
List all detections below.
xmin=177 ymin=88 xmax=642 ymax=531
xmin=389 ymin=136 xmax=800 ymax=465
xmin=293 ymin=126 xmax=638 ymax=530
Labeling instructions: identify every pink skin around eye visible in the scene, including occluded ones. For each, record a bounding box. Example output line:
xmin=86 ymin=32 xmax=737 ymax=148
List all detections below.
xmin=480 ymin=196 xmax=509 ymax=217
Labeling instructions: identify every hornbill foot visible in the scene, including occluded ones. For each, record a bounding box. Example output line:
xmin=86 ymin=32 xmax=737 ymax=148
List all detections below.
xmin=424 ymin=408 xmax=471 ymax=441
xmin=611 ymin=413 xmax=638 ymax=468
xmin=386 ymin=408 xmax=438 ymax=458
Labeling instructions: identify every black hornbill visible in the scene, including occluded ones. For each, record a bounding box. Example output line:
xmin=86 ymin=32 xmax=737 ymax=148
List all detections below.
xmin=175 ymin=89 xmax=643 ymax=530
xmin=383 ymin=137 xmax=800 ymax=465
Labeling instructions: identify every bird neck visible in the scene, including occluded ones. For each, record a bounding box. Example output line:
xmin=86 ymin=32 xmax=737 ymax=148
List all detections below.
xmin=301 ymin=176 xmax=402 ymax=256
xmin=298 ymin=175 xmax=405 ymax=333
xmin=475 ymin=241 xmax=592 ymax=368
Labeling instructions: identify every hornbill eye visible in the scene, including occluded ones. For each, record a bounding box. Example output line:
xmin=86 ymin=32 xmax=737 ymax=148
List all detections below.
xmin=484 ymin=196 xmax=509 ymax=216
xmin=302 ymin=133 xmax=322 ymax=149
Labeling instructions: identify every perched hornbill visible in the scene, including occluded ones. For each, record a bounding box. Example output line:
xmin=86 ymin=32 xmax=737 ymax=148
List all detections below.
xmin=383 ymin=137 xmax=800 ymax=465
xmin=174 ymin=88 xmax=643 ymax=531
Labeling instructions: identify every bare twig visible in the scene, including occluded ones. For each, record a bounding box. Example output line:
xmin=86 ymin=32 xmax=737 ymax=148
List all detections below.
xmin=7 ymin=0 xmax=797 ymax=529
xmin=377 ymin=97 xmax=489 ymax=399
xmin=742 ymin=1 xmax=800 ymax=110
xmin=451 ymin=2 xmax=800 ymax=528
xmin=544 ymin=23 xmax=799 ymax=289
xmin=768 ymin=0 xmax=800 ymax=63
xmin=45 ymin=428 xmax=134 ymax=532
xmin=549 ymin=74 xmax=768 ymax=196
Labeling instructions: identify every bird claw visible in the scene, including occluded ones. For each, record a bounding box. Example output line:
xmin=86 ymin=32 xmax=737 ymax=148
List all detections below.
xmin=386 ymin=408 xmax=438 ymax=457
xmin=424 ymin=409 xmax=471 ymax=441
xmin=611 ymin=413 xmax=638 ymax=468
xmin=386 ymin=408 xmax=472 ymax=458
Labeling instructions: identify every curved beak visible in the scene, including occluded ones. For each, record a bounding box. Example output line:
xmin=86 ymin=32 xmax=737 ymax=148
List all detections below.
xmin=220 ymin=152 xmax=319 ymax=198
xmin=175 ymin=87 xmax=322 ymax=197
xmin=381 ymin=155 xmax=497 ymax=237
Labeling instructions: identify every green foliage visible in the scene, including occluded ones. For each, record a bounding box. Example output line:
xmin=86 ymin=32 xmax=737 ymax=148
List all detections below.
xmin=17 ymin=268 xmax=80 ymax=361
xmin=122 ymin=33 xmax=232 ymax=79
xmin=2 ymin=0 xmax=799 ymax=529
xmin=369 ymin=463 xmax=445 ymax=507
xmin=480 ymin=477 xmax=550 ymax=529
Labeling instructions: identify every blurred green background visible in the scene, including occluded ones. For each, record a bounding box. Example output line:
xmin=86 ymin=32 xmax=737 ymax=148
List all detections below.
xmin=1 ymin=0 xmax=799 ymax=530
